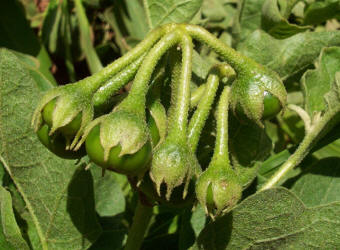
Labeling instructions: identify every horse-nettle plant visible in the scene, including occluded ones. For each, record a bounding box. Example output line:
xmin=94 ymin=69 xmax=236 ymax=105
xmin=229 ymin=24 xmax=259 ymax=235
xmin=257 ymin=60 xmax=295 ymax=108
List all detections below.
xmin=31 ymin=23 xmax=292 ymax=249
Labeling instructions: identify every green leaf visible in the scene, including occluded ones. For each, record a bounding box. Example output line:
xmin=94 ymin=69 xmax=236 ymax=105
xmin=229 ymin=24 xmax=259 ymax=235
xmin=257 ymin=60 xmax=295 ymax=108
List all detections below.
xmin=195 ymin=188 xmax=340 ymax=249
xmin=0 ymin=0 xmax=56 ymax=85
xmin=0 ymin=49 xmax=101 ymax=249
xmin=103 ymin=0 xmax=149 ymax=54
xmin=41 ymin=0 xmax=62 ymax=53
xmin=202 ymin=0 xmax=236 ymax=29
xmin=232 ymin=0 xmax=265 ymax=43
xmin=304 ymin=0 xmax=340 ymax=25
xmin=261 ymin=0 xmax=310 ymax=39
xmin=302 ymin=47 xmax=340 ymax=116
xmin=229 ymin=116 xmax=272 ymax=186
xmin=238 ymin=30 xmax=340 ymax=80
xmin=74 ymin=0 xmax=103 ymax=74
xmin=143 ymin=0 xmax=203 ymax=30
xmin=291 ymin=157 xmax=340 ymax=206
xmin=0 ymin=186 xmax=29 ymax=250
xmin=91 ymin=166 xmax=126 ymax=217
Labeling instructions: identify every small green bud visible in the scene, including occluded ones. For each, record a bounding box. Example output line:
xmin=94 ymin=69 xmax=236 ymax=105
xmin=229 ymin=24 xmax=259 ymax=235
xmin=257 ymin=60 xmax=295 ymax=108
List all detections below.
xmin=230 ymin=66 xmax=287 ymax=126
xmin=150 ymin=139 xmax=200 ymax=200
xmin=196 ymin=166 xmax=242 ymax=218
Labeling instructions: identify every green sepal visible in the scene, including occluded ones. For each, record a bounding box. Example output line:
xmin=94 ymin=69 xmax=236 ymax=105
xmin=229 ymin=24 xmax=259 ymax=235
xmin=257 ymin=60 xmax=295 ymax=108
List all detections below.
xmin=76 ymin=109 xmax=149 ymax=159
xmin=230 ymin=66 xmax=287 ymax=126
xmin=32 ymin=79 xmax=96 ymax=149
xmin=196 ymin=165 xmax=242 ymax=218
xmin=150 ymin=138 xmax=201 ymax=200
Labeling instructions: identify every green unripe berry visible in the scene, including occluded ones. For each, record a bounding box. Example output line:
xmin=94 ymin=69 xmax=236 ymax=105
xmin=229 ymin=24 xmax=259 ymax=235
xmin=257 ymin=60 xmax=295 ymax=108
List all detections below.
xmin=42 ymin=99 xmax=82 ymax=136
xmin=37 ymin=124 xmax=86 ymax=159
xmin=262 ymin=91 xmax=282 ymax=119
xmin=85 ymin=125 xmax=152 ymax=175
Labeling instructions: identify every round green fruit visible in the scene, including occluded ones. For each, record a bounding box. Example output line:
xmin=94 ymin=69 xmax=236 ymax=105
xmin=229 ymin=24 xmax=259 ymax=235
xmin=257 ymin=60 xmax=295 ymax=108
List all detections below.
xmin=42 ymin=99 xmax=82 ymax=136
xmin=85 ymin=125 xmax=152 ymax=175
xmin=37 ymin=124 xmax=86 ymax=159
xmin=262 ymin=91 xmax=282 ymax=120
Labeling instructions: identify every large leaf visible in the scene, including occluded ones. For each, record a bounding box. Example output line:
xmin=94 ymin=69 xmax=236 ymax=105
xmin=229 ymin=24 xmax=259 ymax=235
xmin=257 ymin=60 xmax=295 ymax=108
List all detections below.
xmin=0 ymin=49 xmax=101 ymax=249
xmin=291 ymin=157 xmax=340 ymax=206
xmin=143 ymin=0 xmax=203 ymax=29
xmin=0 ymin=186 xmax=29 ymax=250
xmin=302 ymin=47 xmax=340 ymax=116
xmin=229 ymin=116 xmax=272 ymax=186
xmin=303 ymin=0 xmax=340 ymax=25
xmin=91 ymin=166 xmax=125 ymax=217
xmin=195 ymin=188 xmax=340 ymax=249
xmin=232 ymin=0 xmax=265 ymax=44
xmin=0 ymin=0 xmax=56 ymax=85
xmin=261 ymin=0 xmax=309 ymax=39
xmin=238 ymin=30 xmax=340 ymax=80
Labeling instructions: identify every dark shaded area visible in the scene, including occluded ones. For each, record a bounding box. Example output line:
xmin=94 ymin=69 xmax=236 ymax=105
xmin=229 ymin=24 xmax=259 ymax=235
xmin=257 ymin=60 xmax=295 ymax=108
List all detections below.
xmin=67 ymin=167 xmax=102 ymax=244
xmin=196 ymin=213 xmax=233 ymax=250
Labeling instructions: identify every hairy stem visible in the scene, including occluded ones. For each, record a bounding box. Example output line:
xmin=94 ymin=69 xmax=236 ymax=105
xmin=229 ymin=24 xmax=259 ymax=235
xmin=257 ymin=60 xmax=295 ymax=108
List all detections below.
xmin=118 ymin=31 xmax=183 ymax=115
xmin=167 ymin=34 xmax=193 ymax=138
xmin=92 ymin=55 xmax=145 ymax=108
xmin=84 ymin=24 xmax=176 ymax=92
xmin=211 ymin=86 xmax=231 ymax=167
xmin=182 ymin=24 xmax=256 ymax=73
xmin=124 ymin=199 xmax=153 ymax=250
xmin=261 ymin=107 xmax=340 ymax=190
xmin=188 ymin=73 xmax=219 ymax=152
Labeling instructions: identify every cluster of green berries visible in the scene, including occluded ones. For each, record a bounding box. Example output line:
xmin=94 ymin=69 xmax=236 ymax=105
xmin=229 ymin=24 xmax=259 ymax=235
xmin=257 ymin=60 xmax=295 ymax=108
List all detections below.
xmin=32 ymin=23 xmax=286 ymax=217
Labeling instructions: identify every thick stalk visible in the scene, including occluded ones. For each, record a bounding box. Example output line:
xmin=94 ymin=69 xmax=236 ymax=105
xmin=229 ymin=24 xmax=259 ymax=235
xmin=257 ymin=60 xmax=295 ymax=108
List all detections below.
xmin=117 ymin=31 xmax=183 ymax=115
xmin=167 ymin=33 xmax=193 ymax=138
xmin=190 ymin=84 xmax=206 ymax=108
xmin=92 ymin=55 xmax=145 ymax=108
xmin=188 ymin=74 xmax=219 ymax=152
xmin=182 ymin=24 xmax=256 ymax=73
xmin=260 ymin=108 xmax=340 ymax=190
xmin=124 ymin=199 xmax=153 ymax=250
xmin=84 ymin=24 xmax=176 ymax=92
xmin=211 ymin=86 xmax=231 ymax=167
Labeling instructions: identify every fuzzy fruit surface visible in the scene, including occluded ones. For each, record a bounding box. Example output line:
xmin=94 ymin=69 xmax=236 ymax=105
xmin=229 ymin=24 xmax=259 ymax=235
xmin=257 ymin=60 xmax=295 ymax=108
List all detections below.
xmin=85 ymin=125 xmax=152 ymax=175
xmin=37 ymin=124 xmax=86 ymax=159
xmin=42 ymin=99 xmax=82 ymax=136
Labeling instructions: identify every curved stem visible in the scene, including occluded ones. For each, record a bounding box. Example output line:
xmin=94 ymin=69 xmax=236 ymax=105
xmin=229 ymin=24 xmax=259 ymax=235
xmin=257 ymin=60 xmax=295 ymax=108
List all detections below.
xmin=260 ymin=107 xmax=339 ymax=190
xmin=118 ymin=31 xmax=183 ymax=115
xmin=92 ymin=55 xmax=145 ymax=108
xmin=188 ymin=73 xmax=219 ymax=152
xmin=84 ymin=24 xmax=174 ymax=92
xmin=182 ymin=24 xmax=256 ymax=73
xmin=211 ymin=86 xmax=231 ymax=167
xmin=190 ymin=84 xmax=206 ymax=108
xmin=124 ymin=199 xmax=153 ymax=250
xmin=167 ymin=34 xmax=193 ymax=138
